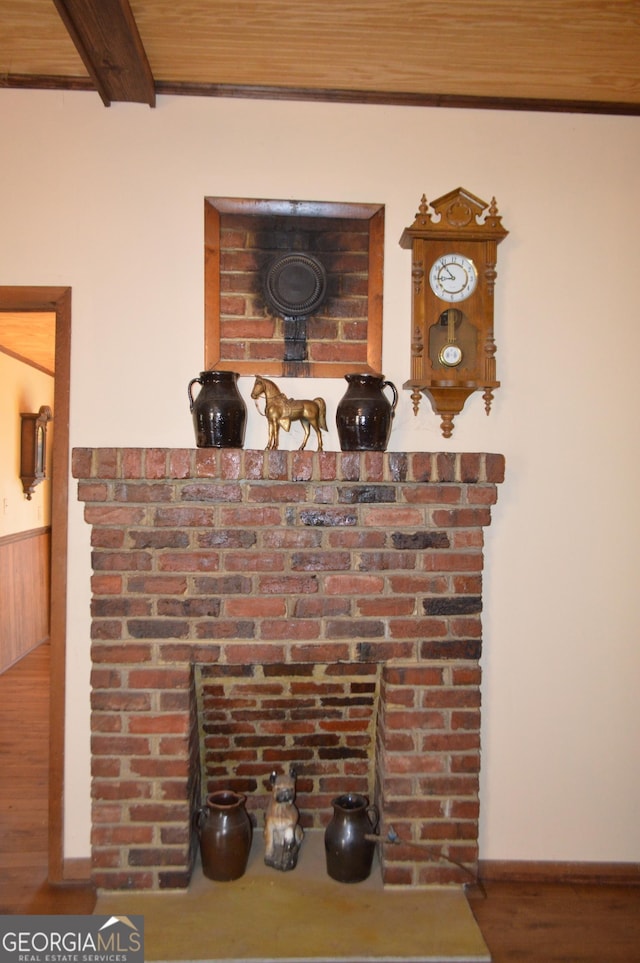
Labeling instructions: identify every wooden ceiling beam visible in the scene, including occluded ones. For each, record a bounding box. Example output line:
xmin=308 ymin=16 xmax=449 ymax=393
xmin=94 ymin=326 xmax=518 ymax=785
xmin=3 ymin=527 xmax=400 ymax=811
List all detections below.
xmin=52 ymin=0 xmax=155 ymax=106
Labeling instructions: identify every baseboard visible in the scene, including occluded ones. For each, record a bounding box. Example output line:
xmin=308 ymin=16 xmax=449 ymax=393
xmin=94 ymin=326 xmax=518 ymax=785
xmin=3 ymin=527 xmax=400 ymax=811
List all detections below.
xmin=62 ymin=857 xmax=92 ymax=881
xmin=479 ymin=859 xmax=640 ymax=885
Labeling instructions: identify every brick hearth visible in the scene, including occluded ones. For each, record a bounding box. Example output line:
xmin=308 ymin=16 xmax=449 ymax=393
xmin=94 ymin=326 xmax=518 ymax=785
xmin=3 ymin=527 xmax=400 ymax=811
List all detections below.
xmin=73 ymin=447 xmax=504 ymax=891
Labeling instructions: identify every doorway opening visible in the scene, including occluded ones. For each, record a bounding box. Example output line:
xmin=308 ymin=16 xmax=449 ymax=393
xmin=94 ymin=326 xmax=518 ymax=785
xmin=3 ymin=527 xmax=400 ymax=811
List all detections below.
xmin=0 ymin=286 xmax=72 ymax=882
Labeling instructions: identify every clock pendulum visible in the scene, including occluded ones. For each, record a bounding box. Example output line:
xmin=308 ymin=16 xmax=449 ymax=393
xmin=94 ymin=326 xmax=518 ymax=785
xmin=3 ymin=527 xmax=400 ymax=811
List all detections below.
xmin=438 ymin=309 xmax=464 ymax=368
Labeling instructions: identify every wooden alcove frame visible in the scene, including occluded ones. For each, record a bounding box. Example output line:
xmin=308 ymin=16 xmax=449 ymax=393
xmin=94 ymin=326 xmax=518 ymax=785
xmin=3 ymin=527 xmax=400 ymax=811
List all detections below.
xmin=204 ymin=197 xmax=384 ymax=377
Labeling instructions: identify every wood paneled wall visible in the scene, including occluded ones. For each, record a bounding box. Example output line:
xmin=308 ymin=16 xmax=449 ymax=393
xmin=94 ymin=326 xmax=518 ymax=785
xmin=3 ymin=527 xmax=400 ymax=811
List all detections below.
xmin=0 ymin=527 xmax=51 ymax=673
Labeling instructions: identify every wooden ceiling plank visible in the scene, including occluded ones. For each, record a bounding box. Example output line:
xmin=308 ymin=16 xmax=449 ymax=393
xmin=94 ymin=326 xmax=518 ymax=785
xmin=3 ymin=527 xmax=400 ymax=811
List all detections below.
xmin=0 ymin=1 xmax=638 ymax=113
xmin=52 ymin=0 xmax=155 ymax=106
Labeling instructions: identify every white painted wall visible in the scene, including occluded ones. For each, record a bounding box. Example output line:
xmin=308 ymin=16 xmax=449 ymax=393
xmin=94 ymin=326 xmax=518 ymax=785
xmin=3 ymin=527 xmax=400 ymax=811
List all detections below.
xmin=1 ymin=89 xmax=638 ymax=865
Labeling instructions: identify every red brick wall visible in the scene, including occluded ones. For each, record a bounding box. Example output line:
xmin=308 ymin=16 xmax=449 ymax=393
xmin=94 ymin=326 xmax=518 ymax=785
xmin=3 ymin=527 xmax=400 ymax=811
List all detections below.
xmin=218 ymin=213 xmax=370 ymax=370
xmin=220 ymin=214 xmax=369 ymax=368
xmin=198 ymin=661 xmax=379 ymax=823
xmin=73 ymin=447 xmax=504 ymax=890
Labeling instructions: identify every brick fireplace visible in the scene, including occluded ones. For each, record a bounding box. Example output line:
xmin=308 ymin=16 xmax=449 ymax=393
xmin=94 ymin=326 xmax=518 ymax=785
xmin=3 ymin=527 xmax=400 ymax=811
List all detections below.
xmin=73 ymin=446 xmax=504 ymax=891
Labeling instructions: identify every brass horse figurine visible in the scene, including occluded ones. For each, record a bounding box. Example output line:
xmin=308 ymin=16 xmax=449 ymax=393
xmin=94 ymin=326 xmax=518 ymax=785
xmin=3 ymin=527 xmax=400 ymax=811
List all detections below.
xmin=251 ymin=376 xmax=327 ymax=451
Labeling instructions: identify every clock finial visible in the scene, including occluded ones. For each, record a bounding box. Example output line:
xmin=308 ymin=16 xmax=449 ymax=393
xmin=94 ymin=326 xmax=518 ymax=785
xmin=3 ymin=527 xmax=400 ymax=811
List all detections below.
xmin=416 ymin=194 xmax=432 ymax=225
xmin=484 ymin=196 xmax=505 ymax=231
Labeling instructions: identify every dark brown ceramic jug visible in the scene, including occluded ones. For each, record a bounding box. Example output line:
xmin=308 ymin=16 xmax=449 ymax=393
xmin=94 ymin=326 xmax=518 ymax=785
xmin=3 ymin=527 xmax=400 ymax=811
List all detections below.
xmin=336 ymin=373 xmax=398 ymax=451
xmin=324 ymin=792 xmax=379 ymax=883
xmin=188 ymin=370 xmax=247 ymax=448
xmin=196 ymin=790 xmax=253 ymax=881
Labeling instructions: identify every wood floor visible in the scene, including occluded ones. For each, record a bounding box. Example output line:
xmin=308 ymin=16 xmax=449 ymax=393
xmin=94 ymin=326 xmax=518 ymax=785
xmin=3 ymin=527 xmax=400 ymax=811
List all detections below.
xmin=1 ymin=642 xmax=639 ymax=962
xmin=0 ymin=641 xmax=95 ymax=915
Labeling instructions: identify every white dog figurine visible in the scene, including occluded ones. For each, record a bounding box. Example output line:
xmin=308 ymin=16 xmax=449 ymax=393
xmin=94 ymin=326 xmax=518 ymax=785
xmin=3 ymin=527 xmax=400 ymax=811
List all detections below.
xmin=264 ymin=769 xmax=304 ymax=871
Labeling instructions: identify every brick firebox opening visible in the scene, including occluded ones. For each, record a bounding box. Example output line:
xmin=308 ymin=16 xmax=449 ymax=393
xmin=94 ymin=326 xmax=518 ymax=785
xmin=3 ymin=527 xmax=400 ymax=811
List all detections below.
xmin=74 ymin=447 xmax=504 ymax=891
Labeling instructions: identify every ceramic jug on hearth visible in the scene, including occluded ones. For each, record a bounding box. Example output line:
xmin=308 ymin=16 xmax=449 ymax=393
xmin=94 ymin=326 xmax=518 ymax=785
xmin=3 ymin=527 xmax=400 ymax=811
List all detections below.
xmin=195 ymin=790 xmax=253 ymax=881
xmin=324 ymin=792 xmax=379 ymax=883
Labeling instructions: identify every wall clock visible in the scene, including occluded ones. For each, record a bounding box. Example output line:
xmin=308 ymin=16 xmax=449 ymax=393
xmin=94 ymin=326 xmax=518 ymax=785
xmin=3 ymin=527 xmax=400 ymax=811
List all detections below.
xmin=400 ymin=187 xmax=508 ymax=437
xmin=20 ymin=405 xmax=52 ymax=499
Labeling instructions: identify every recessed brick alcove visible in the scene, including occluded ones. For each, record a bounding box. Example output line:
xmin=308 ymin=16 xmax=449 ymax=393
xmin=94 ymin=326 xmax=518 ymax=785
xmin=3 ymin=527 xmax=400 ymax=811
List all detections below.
xmin=205 ymin=197 xmax=384 ymax=378
xmin=73 ymin=447 xmax=504 ymax=891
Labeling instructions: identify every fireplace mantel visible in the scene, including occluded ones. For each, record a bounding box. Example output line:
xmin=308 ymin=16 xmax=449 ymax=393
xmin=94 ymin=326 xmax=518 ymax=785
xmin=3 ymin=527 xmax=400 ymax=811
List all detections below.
xmin=74 ymin=447 xmax=504 ymax=891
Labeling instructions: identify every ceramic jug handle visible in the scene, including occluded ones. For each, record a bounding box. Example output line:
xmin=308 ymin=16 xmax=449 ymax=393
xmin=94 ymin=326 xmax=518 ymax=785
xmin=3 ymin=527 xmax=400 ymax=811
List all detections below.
xmin=187 ymin=377 xmax=202 ymax=413
xmin=367 ymin=804 xmax=379 ymax=831
xmin=382 ymin=380 xmax=398 ymax=413
xmin=193 ymin=806 xmax=208 ymax=835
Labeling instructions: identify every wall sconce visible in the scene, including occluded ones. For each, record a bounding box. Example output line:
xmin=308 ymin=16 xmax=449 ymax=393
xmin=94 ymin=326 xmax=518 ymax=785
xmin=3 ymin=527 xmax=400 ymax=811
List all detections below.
xmin=20 ymin=405 xmax=53 ymax=500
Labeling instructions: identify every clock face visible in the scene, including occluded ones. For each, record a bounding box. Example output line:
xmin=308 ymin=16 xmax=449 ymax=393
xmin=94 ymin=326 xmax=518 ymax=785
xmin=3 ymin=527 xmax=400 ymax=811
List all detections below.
xmin=429 ymin=253 xmax=478 ymax=303
xmin=439 ymin=343 xmax=463 ymax=367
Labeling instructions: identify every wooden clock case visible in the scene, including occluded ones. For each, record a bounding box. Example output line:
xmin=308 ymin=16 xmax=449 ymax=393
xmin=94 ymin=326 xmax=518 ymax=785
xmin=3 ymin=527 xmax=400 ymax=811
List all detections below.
xmin=20 ymin=405 xmax=53 ymax=499
xmin=400 ymin=187 xmax=508 ymax=437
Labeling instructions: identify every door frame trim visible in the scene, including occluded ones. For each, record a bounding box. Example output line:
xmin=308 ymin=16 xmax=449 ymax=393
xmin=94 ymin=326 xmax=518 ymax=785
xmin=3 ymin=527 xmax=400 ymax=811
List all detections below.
xmin=0 ymin=286 xmax=71 ymax=882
